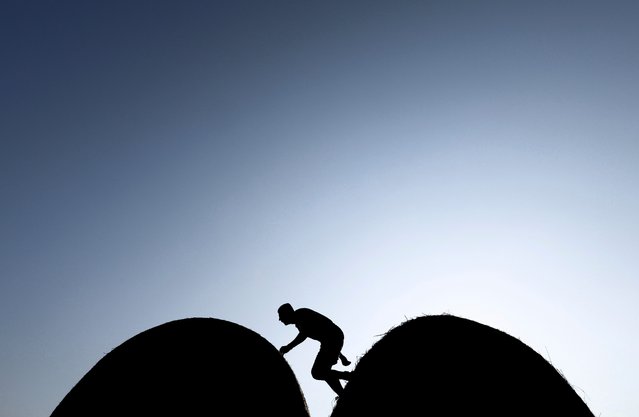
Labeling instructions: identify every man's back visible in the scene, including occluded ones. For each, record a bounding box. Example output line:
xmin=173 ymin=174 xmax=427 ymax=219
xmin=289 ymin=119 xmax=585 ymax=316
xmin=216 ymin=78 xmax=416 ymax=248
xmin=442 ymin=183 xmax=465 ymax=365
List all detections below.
xmin=294 ymin=308 xmax=342 ymax=342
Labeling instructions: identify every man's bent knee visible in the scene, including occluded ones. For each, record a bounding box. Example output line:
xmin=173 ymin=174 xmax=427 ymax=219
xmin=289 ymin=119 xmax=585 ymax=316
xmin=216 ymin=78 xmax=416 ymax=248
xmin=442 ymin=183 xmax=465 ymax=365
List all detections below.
xmin=311 ymin=366 xmax=330 ymax=381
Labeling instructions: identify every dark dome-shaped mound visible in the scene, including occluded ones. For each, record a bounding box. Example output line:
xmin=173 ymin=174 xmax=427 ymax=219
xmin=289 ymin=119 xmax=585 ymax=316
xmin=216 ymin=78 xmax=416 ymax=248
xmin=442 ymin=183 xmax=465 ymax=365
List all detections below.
xmin=332 ymin=314 xmax=593 ymax=417
xmin=51 ymin=318 xmax=309 ymax=417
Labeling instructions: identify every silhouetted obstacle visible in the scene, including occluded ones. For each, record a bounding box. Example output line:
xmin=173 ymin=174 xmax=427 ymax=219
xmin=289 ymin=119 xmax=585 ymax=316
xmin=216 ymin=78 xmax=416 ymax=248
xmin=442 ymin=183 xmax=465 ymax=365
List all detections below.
xmin=50 ymin=318 xmax=309 ymax=417
xmin=332 ymin=315 xmax=594 ymax=417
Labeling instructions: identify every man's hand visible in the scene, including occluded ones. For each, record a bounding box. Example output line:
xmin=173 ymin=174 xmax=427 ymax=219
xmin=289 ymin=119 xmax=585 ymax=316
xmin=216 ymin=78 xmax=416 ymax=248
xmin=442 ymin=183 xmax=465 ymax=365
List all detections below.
xmin=279 ymin=345 xmax=290 ymax=355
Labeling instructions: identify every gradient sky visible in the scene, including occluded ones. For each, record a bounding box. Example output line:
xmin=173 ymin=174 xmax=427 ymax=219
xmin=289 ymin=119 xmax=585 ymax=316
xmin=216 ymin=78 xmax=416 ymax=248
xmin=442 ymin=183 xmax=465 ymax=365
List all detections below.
xmin=2 ymin=2 xmax=638 ymax=417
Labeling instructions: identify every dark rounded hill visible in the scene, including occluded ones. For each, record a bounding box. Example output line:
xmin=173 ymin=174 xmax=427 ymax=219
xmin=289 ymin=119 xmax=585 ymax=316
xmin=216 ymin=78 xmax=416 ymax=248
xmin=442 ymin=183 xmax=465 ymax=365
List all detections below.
xmin=332 ymin=314 xmax=594 ymax=417
xmin=50 ymin=318 xmax=309 ymax=417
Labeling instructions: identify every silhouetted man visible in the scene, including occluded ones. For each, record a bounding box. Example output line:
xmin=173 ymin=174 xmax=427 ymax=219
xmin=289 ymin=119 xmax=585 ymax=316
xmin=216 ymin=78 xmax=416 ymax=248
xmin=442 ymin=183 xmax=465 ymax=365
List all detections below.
xmin=278 ymin=303 xmax=352 ymax=395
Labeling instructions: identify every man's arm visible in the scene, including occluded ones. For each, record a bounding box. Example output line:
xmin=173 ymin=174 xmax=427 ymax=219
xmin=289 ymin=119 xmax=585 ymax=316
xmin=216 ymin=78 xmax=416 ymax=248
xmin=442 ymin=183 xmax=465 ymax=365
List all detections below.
xmin=280 ymin=332 xmax=307 ymax=355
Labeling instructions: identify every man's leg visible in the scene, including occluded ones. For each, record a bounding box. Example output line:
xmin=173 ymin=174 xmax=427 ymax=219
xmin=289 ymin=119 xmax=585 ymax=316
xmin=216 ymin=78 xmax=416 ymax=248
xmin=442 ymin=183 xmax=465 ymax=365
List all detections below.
xmin=312 ymin=347 xmax=348 ymax=395
xmin=325 ymin=373 xmax=344 ymax=396
xmin=312 ymin=362 xmax=344 ymax=395
xmin=333 ymin=369 xmax=351 ymax=380
xmin=312 ymin=369 xmax=351 ymax=395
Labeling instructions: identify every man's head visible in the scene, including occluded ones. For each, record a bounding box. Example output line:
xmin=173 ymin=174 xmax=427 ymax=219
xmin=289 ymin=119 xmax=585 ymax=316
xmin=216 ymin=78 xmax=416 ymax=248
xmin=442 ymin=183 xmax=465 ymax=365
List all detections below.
xmin=278 ymin=303 xmax=295 ymax=325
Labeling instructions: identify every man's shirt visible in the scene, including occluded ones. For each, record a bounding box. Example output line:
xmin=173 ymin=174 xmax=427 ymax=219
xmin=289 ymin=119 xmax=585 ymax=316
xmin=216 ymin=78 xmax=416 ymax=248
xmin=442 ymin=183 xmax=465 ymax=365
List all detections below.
xmin=294 ymin=308 xmax=342 ymax=342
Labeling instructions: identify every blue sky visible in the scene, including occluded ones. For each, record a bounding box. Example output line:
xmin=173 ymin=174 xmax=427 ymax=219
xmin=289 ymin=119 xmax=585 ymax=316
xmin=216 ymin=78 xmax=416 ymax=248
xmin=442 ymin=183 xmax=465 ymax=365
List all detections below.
xmin=2 ymin=2 xmax=638 ymax=416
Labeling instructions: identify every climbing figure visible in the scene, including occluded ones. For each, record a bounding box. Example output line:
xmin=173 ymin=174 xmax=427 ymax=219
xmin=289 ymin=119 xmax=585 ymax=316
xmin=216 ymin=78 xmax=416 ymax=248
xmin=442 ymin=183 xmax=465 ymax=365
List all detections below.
xmin=278 ymin=303 xmax=352 ymax=395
